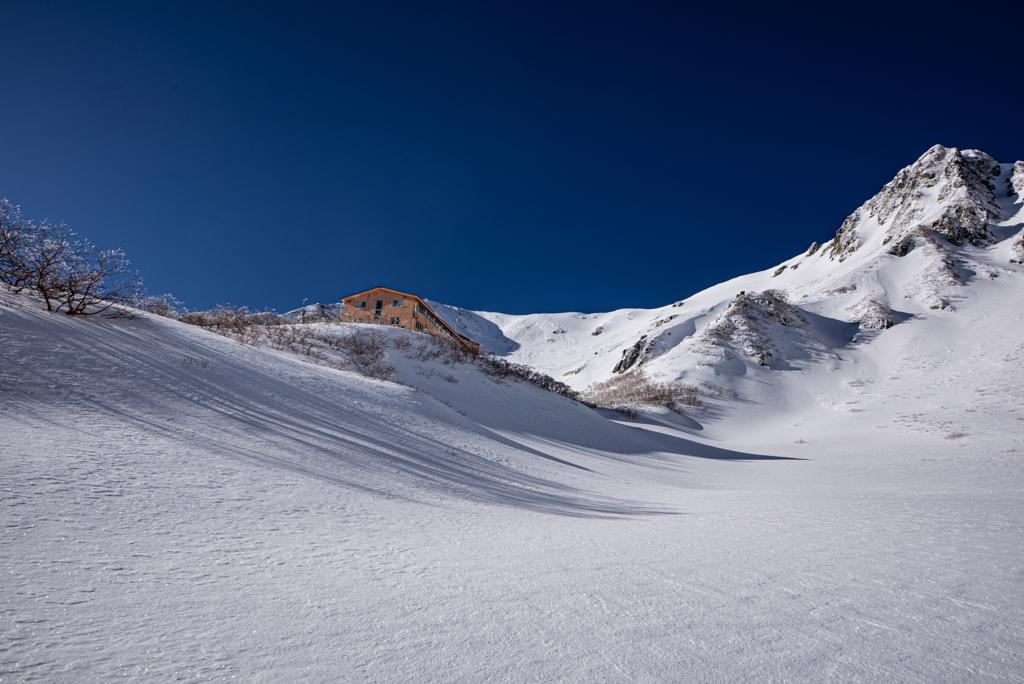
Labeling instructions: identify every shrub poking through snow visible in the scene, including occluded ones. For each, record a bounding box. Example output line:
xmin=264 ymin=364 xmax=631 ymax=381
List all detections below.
xmin=391 ymin=333 xmax=413 ymax=351
xmin=178 ymin=304 xmax=275 ymax=345
xmin=137 ymin=293 xmax=184 ymax=318
xmin=413 ymin=331 xmax=476 ymax=365
xmin=581 ymin=368 xmax=701 ymax=418
xmin=171 ymin=306 xmax=398 ymax=380
xmin=338 ymin=327 xmax=394 ymax=380
xmin=699 ymin=380 xmax=735 ymax=399
xmin=477 ymin=353 xmax=591 ymax=405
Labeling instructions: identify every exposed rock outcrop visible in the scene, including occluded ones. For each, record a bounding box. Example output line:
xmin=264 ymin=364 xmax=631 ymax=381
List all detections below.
xmin=613 ymin=336 xmax=651 ymax=373
xmin=826 ymin=145 xmax=1004 ymax=261
xmin=828 ymin=213 xmax=862 ymax=261
xmin=850 ymin=299 xmax=893 ymax=330
xmin=1010 ymin=227 xmax=1024 ymax=264
xmin=1006 ymin=161 xmax=1024 ymax=197
xmin=888 ymin=234 xmax=914 ymax=257
xmin=872 ymin=145 xmax=1000 ymax=246
xmin=696 ymin=290 xmax=810 ymax=367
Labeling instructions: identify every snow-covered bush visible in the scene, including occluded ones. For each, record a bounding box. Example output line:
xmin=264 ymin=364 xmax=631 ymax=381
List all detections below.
xmin=414 ymin=332 xmax=475 ymax=365
xmin=477 ymin=353 xmax=590 ymax=404
xmin=581 ymin=368 xmax=701 ymax=417
xmin=136 ymin=293 xmax=184 ymax=318
xmin=0 ymin=199 xmax=33 ymax=275
xmin=178 ymin=304 xmax=273 ymax=346
xmin=338 ymin=327 xmax=394 ymax=380
xmin=173 ymin=307 xmax=398 ymax=379
xmin=391 ymin=333 xmax=413 ymax=351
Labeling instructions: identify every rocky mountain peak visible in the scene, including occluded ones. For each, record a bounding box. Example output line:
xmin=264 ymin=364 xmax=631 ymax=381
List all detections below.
xmin=826 ymin=145 xmax=1007 ymax=261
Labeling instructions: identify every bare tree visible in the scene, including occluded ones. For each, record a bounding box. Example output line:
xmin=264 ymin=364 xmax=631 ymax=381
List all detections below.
xmin=9 ymin=219 xmax=78 ymax=310
xmin=51 ymin=245 xmax=144 ymax=315
xmin=391 ymin=332 xmax=413 ymax=351
xmin=340 ymin=327 xmax=394 ymax=380
xmin=0 ymin=199 xmax=35 ymax=278
xmin=1 ymin=200 xmax=144 ymax=315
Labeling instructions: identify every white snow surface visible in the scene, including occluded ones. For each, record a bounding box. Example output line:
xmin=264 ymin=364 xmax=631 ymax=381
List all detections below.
xmin=3 ymin=145 xmax=1024 ymax=681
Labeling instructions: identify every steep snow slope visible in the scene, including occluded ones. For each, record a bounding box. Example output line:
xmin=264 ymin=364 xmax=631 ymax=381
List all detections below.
xmin=432 ymin=146 xmax=1024 ymax=440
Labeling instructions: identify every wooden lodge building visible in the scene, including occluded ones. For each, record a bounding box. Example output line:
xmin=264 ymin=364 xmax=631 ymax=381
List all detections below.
xmin=339 ymin=286 xmax=479 ymax=354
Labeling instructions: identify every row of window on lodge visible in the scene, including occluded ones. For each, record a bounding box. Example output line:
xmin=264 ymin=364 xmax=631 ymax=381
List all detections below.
xmin=347 ymin=297 xmax=455 ymax=339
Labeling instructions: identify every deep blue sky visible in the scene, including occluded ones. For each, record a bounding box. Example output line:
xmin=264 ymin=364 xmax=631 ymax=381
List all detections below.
xmin=2 ymin=1 xmax=1020 ymax=314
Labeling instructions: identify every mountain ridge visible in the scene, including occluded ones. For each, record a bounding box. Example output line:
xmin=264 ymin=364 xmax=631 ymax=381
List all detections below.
xmin=422 ymin=145 xmax=1023 ymax=436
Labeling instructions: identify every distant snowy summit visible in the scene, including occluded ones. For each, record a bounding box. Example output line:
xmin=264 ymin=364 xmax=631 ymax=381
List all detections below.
xmin=824 ymin=144 xmax=1024 ymax=262
xmin=423 ymin=145 xmax=1024 ymax=406
xmin=784 ymin=144 xmax=1024 ymax=314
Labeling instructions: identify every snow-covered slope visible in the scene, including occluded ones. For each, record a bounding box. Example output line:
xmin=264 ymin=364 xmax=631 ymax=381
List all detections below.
xmin=5 ymin=285 xmax=1024 ymax=682
xmin=433 ymin=145 xmax=1024 ymax=438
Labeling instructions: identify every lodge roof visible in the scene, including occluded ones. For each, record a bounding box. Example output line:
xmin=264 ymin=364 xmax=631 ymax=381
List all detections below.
xmin=339 ymin=285 xmax=425 ymax=302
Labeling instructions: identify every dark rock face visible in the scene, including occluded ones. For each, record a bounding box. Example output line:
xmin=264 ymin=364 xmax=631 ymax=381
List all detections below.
xmin=612 ymin=332 xmax=669 ymax=374
xmin=929 ymin=204 xmax=993 ymax=246
xmin=773 ymin=265 xmax=787 ymax=277
xmin=888 ymin=235 xmax=914 ymax=257
xmin=613 ymin=337 xmax=647 ymax=374
xmin=806 ymin=242 xmax=820 ymax=256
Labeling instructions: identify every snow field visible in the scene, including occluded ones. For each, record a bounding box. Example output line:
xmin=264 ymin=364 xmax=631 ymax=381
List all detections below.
xmin=3 ymin=290 xmax=1024 ymax=682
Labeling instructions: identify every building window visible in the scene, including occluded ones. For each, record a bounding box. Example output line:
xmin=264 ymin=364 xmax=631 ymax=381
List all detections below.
xmin=356 ymin=301 xmax=366 ymax=309
xmin=354 ymin=317 xmax=364 ymax=323
xmin=392 ymin=299 xmax=403 ymax=308
xmin=415 ymin=321 xmax=424 ymax=332
xmin=389 ymin=317 xmax=401 ymax=325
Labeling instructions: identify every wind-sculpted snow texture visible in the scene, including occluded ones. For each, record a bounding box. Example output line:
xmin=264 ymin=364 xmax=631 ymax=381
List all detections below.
xmin=3 ymin=145 xmax=1024 ymax=682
